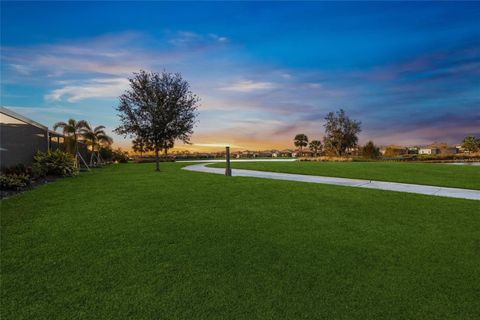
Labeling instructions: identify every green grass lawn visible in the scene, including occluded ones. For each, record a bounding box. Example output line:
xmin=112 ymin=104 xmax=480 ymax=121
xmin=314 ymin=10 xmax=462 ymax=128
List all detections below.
xmin=2 ymin=163 xmax=479 ymax=319
xmin=210 ymin=161 xmax=480 ymax=189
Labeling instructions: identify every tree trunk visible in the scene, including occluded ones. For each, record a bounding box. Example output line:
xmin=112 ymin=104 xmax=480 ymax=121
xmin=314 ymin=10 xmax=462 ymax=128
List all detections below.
xmin=155 ymin=146 xmax=160 ymax=171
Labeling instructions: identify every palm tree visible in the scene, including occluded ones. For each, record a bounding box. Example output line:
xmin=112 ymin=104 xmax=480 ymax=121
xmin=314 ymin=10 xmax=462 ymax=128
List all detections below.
xmin=309 ymin=140 xmax=322 ymax=157
xmin=132 ymin=137 xmax=150 ymax=157
xmin=82 ymin=124 xmax=113 ymax=164
xmin=294 ymin=134 xmax=309 ymax=156
xmin=53 ymin=118 xmax=90 ymax=155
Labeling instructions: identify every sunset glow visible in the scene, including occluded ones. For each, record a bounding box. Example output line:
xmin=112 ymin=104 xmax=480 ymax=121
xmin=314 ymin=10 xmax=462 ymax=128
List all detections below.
xmin=1 ymin=2 xmax=479 ymax=151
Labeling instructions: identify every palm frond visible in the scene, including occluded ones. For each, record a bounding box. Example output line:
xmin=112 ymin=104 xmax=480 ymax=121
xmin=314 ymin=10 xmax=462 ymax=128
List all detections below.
xmin=94 ymin=125 xmax=106 ymax=132
xmin=53 ymin=121 xmax=68 ymax=131
xmin=76 ymin=120 xmax=91 ymax=131
xmin=98 ymin=134 xmax=113 ymax=145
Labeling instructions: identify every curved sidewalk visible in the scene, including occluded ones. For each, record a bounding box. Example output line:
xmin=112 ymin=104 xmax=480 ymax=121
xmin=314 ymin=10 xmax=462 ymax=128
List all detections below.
xmin=182 ymin=163 xmax=480 ymax=201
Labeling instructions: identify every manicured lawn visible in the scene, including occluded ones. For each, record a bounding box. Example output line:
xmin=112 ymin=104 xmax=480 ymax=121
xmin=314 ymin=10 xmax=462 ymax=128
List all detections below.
xmin=2 ymin=163 xmax=479 ymax=319
xmin=210 ymin=161 xmax=480 ymax=189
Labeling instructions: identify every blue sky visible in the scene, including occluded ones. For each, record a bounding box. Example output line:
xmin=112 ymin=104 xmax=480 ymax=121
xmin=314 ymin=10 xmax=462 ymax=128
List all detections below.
xmin=1 ymin=1 xmax=479 ymax=150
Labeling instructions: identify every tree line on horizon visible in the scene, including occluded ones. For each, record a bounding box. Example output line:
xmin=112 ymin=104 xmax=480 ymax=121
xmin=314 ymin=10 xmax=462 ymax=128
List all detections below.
xmin=294 ymin=109 xmax=480 ymax=159
xmin=293 ymin=109 xmax=381 ymax=159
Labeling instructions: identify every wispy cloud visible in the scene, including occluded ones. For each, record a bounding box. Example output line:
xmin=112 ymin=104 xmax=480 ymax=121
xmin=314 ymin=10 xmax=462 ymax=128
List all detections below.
xmin=2 ymin=31 xmax=229 ymax=81
xmin=45 ymin=78 xmax=129 ymax=102
xmin=9 ymin=64 xmax=32 ymax=75
xmin=219 ymin=80 xmax=277 ymax=92
xmin=168 ymin=31 xmax=228 ymax=46
xmin=2 ymin=26 xmax=478 ymax=148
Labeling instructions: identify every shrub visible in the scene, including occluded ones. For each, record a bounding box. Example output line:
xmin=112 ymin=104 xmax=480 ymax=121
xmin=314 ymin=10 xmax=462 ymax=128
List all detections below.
xmin=383 ymin=146 xmax=407 ymax=157
xmin=299 ymin=156 xmax=353 ymax=162
xmin=99 ymin=147 xmax=129 ymax=163
xmin=33 ymin=150 xmax=78 ymax=177
xmin=135 ymin=157 xmax=175 ymax=163
xmin=111 ymin=149 xmax=129 ymax=163
xmin=361 ymin=141 xmax=381 ymax=159
xmin=0 ymin=173 xmax=30 ymax=190
xmin=4 ymin=164 xmax=32 ymax=176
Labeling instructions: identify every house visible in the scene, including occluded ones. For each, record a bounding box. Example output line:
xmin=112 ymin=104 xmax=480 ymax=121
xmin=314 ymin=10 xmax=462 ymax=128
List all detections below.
xmin=345 ymin=146 xmax=360 ymax=155
xmin=235 ymin=151 xmax=256 ymax=158
xmin=257 ymin=151 xmax=273 ymax=158
xmin=419 ymin=148 xmax=440 ymax=155
xmin=1 ymin=106 xmax=92 ymax=169
xmin=439 ymin=147 xmax=458 ymax=155
xmin=1 ymin=106 xmax=49 ymax=169
xmin=407 ymin=147 xmax=419 ymax=154
xmin=296 ymin=150 xmax=314 ymax=157
xmin=383 ymin=146 xmax=408 ymax=157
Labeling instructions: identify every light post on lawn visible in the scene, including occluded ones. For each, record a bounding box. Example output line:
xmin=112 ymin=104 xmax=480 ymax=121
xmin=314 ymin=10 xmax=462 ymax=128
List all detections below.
xmin=225 ymin=146 xmax=232 ymax=176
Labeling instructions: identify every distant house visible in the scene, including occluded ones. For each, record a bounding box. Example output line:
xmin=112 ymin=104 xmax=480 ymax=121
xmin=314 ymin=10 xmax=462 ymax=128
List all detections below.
xmin=272 ymin=150 xmax=293 ymax=158
xmin=235 ymin=151 xmax=256 ymax=158
xmin=345 ymin=146 xmax=360 ymax=155
xmin=257 ymin=151 xmax=273 ymax=158
xmin=439 ymin=147 xmax=458 ymax=155
xmin=295 ymin=150 xmax=313 ymax=157
xmin=407 ymin=147 xmax=419 ymax=154
xmin=419 ymin=148 xmax=440 ymax=155
xmin=383 ymin=146 xmax=408 ymax=157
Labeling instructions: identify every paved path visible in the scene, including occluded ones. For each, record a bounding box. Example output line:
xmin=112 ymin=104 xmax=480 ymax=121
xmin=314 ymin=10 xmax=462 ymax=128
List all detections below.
xmin=177 ymin=159 xmax=296 ymax=163
xmin=182 ymin=163 xmax=480 ymax=201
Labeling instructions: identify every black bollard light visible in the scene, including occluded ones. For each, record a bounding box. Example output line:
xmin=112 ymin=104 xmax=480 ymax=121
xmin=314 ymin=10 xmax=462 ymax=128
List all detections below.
xmin=225 ymin=146 xmax=232 ymax=176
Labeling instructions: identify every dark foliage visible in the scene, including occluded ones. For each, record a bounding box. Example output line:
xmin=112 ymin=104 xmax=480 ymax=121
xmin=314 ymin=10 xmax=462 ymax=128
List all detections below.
xmin=361 ymin=141 xmax=381 ymax=159
xmin=323 ymin=109 xmax=361 ymax=156
xmin=462 ymin=136 xmax=480 ymax=153
xmin=294 ymin=134 xmax=309 ymax=156
xmin=309 ymin=140 xmax=323 ymax=157
xmin=33 ymin=150 xmax=78 ymax=177
xmin=0 ymin=173 xmax=30 ymax=191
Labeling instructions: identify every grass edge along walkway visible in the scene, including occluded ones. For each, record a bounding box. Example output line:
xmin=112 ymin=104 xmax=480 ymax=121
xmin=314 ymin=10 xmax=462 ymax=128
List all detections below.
xmin=187 ymin=163 xmax=480 ymax=200
xmin=208 ymin=161 xmax=480 ymax=190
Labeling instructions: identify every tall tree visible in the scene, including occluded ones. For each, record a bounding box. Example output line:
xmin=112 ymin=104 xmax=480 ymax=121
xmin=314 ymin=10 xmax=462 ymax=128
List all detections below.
xmin=53 ymin=118 xmax=89 ymax=155
xmin=115 ymin=70 xmax=200 ymax=171
xmin=461 ymin=136 xmax=480 ymax=153
xmin=294 ymin=134 xmax=309 ymax=156
xmin=323 ymin=109 xmax=361 ymax=156
xmin=309 ymin=140 xmax=322 ymax=157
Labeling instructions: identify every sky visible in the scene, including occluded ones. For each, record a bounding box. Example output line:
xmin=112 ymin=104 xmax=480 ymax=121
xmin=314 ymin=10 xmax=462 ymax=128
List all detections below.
xmin=1 ymin=1 xmax=479 ymax=151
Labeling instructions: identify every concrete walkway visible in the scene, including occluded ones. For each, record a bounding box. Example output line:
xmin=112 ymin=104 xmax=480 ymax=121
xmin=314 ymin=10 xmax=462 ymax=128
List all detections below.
xmin=182 ymin=163 xmax=480 ymax=201
xmin=177 ymin=159 xmax=296 ymax=163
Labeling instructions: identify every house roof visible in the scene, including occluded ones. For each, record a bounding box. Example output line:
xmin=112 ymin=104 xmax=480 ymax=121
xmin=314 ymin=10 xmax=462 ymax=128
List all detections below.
xmin=0 ymin=106 xmax=48 ymax=131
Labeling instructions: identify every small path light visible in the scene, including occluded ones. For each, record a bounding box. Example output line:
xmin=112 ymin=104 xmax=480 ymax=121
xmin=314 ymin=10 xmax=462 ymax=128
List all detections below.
xmin=225 ymin=146 xmax=232 ymax=176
